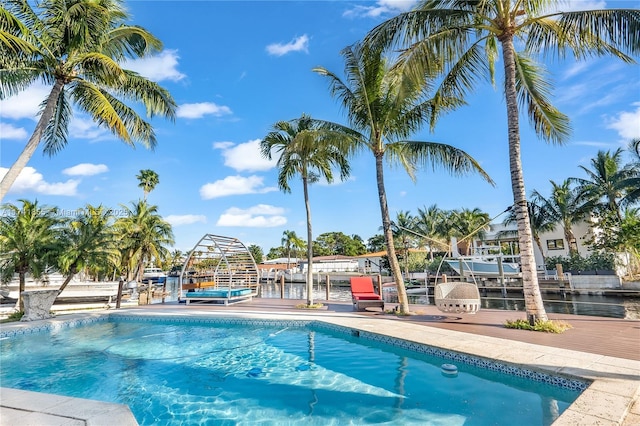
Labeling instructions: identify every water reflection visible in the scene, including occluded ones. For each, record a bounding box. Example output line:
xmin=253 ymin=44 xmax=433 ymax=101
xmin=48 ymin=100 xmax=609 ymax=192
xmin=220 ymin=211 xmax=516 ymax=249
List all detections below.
xmin=166 ymin=278 xmax=640 ymax=319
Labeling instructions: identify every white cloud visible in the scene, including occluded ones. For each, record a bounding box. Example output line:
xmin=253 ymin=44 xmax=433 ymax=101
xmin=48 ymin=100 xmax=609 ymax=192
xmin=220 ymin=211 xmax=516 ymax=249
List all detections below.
xmin=0 ymin=83 xmax=49 ymax=120
xmin=177 ymin=102 xmax=232 ymax=119
xmin=571 ymin=140 xmax=613 ymax=148
xmin=266 ymin=35 xmax=309 ymax=56
xmin=606 ymin=104 xmax=640 ymax=140
xmin=124 ymin=49 xmax=186 ymax=82
xmin=216 ymin=205 xmax=287 ymax=227
xmin=561 ymin=62 xmax=589 ymax=80
xmin=0 ymin=167 xmax=79 ymax=196
xmin=343 ymin=0 xmax=417 ymax=18
xmin=212 ymin=141 xmax=235 ymax=150
xmin=164 ymin=214 xmax=207 ymax=226
xmin=216 ymin=139 xmax=276 ymax=172
xmin=0 ymin=123 xmax=28 ymax=139
xmin=200 ymin=175 xmax=278 ymax=199
xmin=62 ymin=163 xmax=109 ymax=176
xmin=68 ymin=115 xmax=111 ymax=140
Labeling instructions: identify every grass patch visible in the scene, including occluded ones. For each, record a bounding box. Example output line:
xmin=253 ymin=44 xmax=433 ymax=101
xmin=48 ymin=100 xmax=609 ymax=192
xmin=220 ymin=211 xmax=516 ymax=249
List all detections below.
xmin=0 ymin=311 xmax=24 ymax=323
xmin=384 ymin=307 xmax=414 ymax=316
xmin=505 ymin=319 xmax=573 ymax=333
xmin=295 ymin=303 xmax=325 ymax=309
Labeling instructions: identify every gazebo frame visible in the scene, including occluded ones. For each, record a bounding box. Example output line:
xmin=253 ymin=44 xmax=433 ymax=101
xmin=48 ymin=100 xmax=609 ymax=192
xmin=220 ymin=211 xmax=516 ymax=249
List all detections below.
xmin=179 ymin=234 xmax=259 ymax=305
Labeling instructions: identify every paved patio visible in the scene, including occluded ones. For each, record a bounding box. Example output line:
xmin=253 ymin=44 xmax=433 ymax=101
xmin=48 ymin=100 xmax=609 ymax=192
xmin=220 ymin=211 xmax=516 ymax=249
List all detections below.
xmin=1 ymin=298 xmax=639 ymax=425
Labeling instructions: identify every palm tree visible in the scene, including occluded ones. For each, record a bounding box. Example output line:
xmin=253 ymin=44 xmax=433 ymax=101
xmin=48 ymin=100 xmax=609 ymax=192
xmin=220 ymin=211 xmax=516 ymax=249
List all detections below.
xmin=390 ymin=210 xmax=417 ymax=278
xmin=280 ymin=230 xmax=304 ymax=271
xmin=0 ymin=200 xmax=61 ymax=310
xmin=56 ymin=205 xmax=119 ymax=295
xmin=314 ymin=42 xmax=493 ymax=314
xmin=572 ymin=149 xmax=635 ymax=222
xmin=415 ymin=204 xmax=449 ymax=260
xmin=115 ymin=200 xmax=174 ymax=283
xmin=136 ymin=169 xmax=160 ymax=201
xmin=365 ymin=1 xmax=639 ymax=323
xmin=450 ymin=208 xmax=491 ymax=255
xmin=0 ymin=0 xmax=177 ymax=202
xmin=621 ymin=139 xmax=640 ymax=207
xmin=532 ymin=180 xmax=585 ymax=256
xmin=501 ymin=201 xmax=555 ymax=266
xmin=261 ymin=114 xmax=352 ymax=306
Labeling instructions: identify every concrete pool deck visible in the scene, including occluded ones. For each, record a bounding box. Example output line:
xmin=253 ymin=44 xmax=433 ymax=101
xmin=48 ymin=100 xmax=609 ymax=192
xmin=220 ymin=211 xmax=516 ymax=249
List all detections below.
xmin=1 ymin=299 xmax=639 ymax=425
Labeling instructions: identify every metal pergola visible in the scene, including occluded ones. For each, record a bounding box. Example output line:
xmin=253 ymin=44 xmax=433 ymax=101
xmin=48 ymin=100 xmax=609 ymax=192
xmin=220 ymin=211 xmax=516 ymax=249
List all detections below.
xmin=179 ymin=234 xmax=259 ymax=301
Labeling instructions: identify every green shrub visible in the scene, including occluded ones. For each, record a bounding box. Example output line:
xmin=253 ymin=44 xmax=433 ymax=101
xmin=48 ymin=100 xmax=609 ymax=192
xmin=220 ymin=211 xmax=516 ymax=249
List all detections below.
xmin=545 ymin=252 xmax=615 ymax=272
xmin=505 ymin=319 xmax=572 ymax=333
xmin=0 ymin=311 xmax=24 ymax=323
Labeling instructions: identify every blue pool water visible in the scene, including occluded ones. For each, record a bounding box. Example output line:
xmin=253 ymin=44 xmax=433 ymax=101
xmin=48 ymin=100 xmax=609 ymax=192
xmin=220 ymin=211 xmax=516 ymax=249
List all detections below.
xmin=0 ymin=317 xmax=585 ymax=425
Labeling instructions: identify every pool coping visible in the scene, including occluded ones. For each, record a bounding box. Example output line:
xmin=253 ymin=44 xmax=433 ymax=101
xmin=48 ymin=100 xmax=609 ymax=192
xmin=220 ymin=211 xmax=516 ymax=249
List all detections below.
xmin=1 ymin=307 xmax=639 ymax=425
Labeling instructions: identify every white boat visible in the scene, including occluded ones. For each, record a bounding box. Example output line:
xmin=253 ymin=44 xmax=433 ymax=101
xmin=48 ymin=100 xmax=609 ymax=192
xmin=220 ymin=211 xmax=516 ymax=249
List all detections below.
xmin=445 ymin=255 xmax=521 ymax=277
xmin=142 ymin=268 xmax=167 ymax=285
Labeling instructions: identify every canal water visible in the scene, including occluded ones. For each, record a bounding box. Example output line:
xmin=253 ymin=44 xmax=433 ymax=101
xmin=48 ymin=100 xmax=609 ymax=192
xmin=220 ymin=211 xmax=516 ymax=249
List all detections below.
xmin=166 ymin=278 xmax=640 ymax=320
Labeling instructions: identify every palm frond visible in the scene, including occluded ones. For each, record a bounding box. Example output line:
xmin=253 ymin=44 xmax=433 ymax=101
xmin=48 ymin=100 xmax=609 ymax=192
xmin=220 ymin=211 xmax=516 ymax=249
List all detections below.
xmin=0 ymin=65 xmax=41 ymax=99
xmin=514 ymin=53 xmax=571 ymax=144
xmin=112 ymin=70 xmax=176 ymax=119
xmin=42 ymin=86 xmax=71 ymax=156
xmin=69 ymin=79 xmax=131 ymax=143
xmin=389 ymin=140 xmax=494 ymax=185
xmin=75 ymin=51 xmax=126 ymax=86
xmin=105 ymin=25 xmax=163 ymax=60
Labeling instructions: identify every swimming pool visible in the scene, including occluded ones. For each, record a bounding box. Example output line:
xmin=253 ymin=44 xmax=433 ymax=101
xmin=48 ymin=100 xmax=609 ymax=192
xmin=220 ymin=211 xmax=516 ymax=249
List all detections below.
xmin=0 ymin=315 xmax=587 ymax=425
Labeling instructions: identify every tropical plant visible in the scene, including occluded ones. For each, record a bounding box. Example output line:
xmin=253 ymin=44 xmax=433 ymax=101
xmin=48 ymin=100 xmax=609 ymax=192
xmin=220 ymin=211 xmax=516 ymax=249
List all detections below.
xmin=501 ymin=201 xmax=555 ymax=266
xmin=367 ymin=234 xmax=386 ymax=253
xmin=532 ymin=179 xmax=586 ymax=256
xmin=0 ymin=0 xmax=176 ymax=202
xmin=449 ymin=208 xmax=491 ymax=255
xmin=115 ymin=200 xmax=174 ymax=282
xmin=0 ymin=200 xmax=61 ymax=310
xmin=390 ymin=210 xmax=418 ymax=278
xmin=280 ymin=230 xmax=304 ymax=270
xmin=365 ymin=0 xmax=639 ymax=324
xmin=571 ymin=149 xmax=636 ymax=222
xmin=314 ymin=42 xmax=493 ymax=314
xmin=261 ymin=114 xmax=352 ymax=306
xmin=415 ymin=204 xmax=449 ymax=260
xmin=136 ymin=169 xmax=160 ymax=201
xmin=56 ymin=205 xmax=119 ymax=295
xmin=247 ymin=244 xmax=264 ymax=264
xmin=313 ymin=232 xmax=367 ymax=256
xmin=266 ymin=246 xmax=287 ymax=260
xmin=621 ymin=139 xmax=640 ymax=206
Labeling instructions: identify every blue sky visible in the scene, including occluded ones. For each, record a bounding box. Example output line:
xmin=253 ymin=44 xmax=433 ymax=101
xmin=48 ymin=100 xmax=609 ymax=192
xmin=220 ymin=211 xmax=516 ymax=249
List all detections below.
xmin=1 ymin=0 xmax=639 ymax=254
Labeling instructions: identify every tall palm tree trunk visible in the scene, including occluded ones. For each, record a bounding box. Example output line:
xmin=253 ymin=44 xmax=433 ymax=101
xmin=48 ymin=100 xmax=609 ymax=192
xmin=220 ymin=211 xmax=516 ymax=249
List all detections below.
xmin=0 ymin=79 xmax=65 ymax=202
xmin=376 ymin=153 xmax=409 ymax=313
xmin=303 ymin=176 xmax=314 ymax=306
xmin=18 ymin=270 xmax=26 ymax=312
xmin=502 ymin=37 xmax=547 ymax=324
xmin=563 ymin=226 xmax=578 ymax=255
xmin=533 ymin=235 xmax=546 ymax=267
xmin=57 ymin=266 xmax=79 ymax=296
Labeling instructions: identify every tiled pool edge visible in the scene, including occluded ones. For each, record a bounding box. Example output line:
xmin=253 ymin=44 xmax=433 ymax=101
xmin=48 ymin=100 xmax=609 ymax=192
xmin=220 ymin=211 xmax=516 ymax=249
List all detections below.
xmin=1 ymin=309 xmax=639 ymax=425
xmin=0 ymin=387 xmax=138 ymax=426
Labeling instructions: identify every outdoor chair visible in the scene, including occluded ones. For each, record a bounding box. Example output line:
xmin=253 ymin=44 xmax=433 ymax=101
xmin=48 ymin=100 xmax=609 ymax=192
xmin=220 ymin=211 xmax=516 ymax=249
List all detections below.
xmin=350 ymin=276 xmax=384 ymax=311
